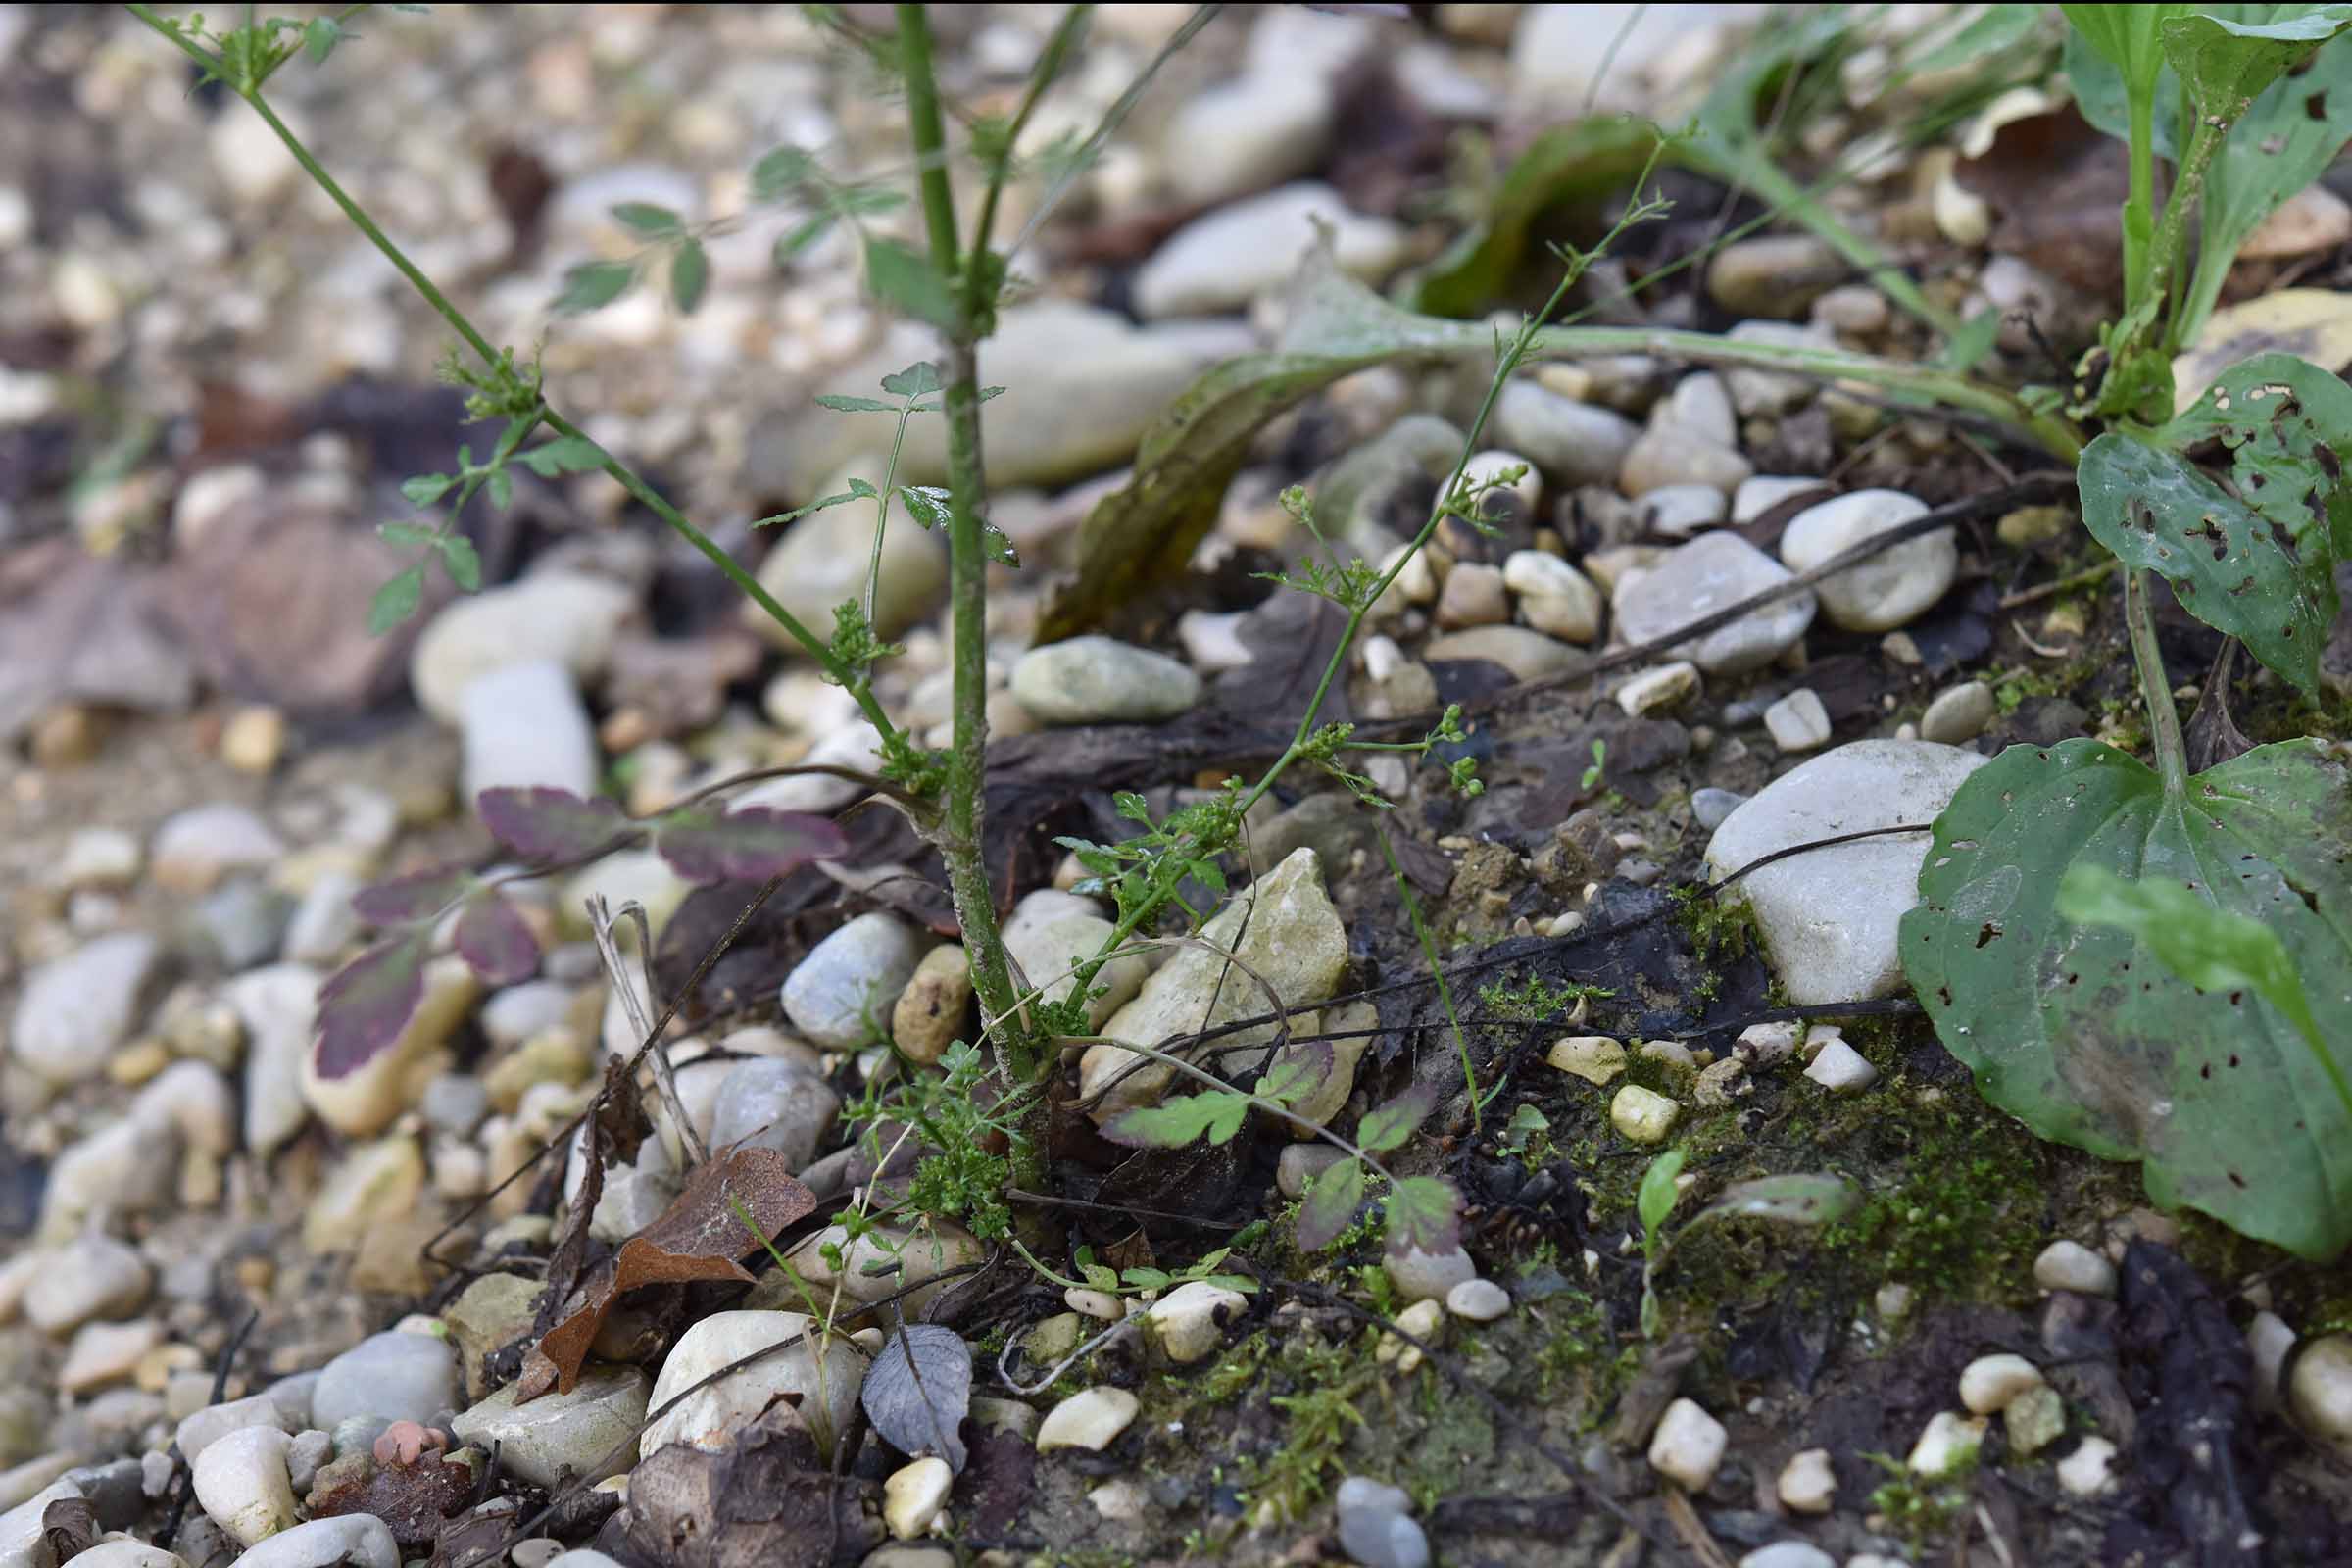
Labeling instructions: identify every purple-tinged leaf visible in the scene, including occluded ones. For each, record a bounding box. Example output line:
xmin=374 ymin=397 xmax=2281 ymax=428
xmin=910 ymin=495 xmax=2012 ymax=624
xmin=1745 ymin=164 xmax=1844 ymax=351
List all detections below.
xmin=351 ymin=865 xmax=475 ymax=924
xmin=1356 ymin=1082 xmax=1436 ymax=1155
xmin=1384 ymin=1175 xmax=1461 ymax=1258
xmin=1100 ymin=1090 xmax=1251 ymax=1150
xmin=1256 ymin=1040 xmax=1335 ymax=1109
xmin=454 ymin=890 xmax=540 ymax=985
xmin=651 ymin=805 xmax=851 ymax=883
xmin=477 ymin=787 xmax=630 ymax=863
xmin=1295 ymin=1158 xmax=1366 ymax=1251
xmin=315 ymin=929 xmax=433 ymax=1080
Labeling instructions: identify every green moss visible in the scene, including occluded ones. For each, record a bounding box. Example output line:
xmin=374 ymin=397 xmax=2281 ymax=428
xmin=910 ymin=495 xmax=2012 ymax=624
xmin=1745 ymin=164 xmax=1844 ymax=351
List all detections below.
xmin=1671 ymin=884 xmax=1759 ymax=966
xmin=1865 ymin=1448 xmax=1979 ymax=1556
xmin=1234 ymin=1326 xmax=1383 ymax=1522
xmin=1475 ymin=971 xmax=1617 ymax=1022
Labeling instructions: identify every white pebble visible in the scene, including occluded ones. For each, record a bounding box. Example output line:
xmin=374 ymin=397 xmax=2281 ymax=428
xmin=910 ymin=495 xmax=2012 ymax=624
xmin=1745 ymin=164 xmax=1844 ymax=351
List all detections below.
xmin=191 ymin=1425 xmax=298 ymax=1546
xmin=1037 ymin=1387 xmax=1139 ymax=1452
xmin=1802 ymin=1039 xmax=1879 ymax=1092
xmin=1776 ymin=1447 xmax=1836 ymax=1513
xmin=1958 ymin=1352 xmax=2044 ymax=1416
xmin=1764 ymin=688 xmax=1832 ymax=752
xmin=1907 ymin=1410 xmax=1985 ymax=1476
xmin=1647 ymin=1397 xmax=1727 ymax=1492
xmin=882 ymin=1455 xmax=952 ymax=1539
xmin=1609 ymin=1084 xmax=1680 ymax=1143
xmin=2055 ymin=1436 xmax=2118 ymax=1497
xmin=2033 ymin=1239 xmax=2116 ymax=1297
xmin=1445 ymin=1279 xmax=1511 ymax=1322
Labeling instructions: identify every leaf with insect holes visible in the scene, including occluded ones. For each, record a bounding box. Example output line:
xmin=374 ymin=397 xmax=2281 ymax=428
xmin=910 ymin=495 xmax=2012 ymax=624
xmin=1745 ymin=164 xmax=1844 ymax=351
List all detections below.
xmin=861 ymin=1324 xmax=972 ymax=1473
xmin=881 ymin=363 xmax=943 ymax=399
xmin=517 ymin=435 xmax=607 ymax=478
xmin=314 ymin=928 xmax=433 ymax=1079
xmin=670 ymin=238 xmax=709 ymax=315
xmin=477 ymin=786 xmax=630 ymax=863
xmin=368 ymin=566 xmax=423 ymax=634
xmin=1101 ymin=1090 xmax=1251 ymax=1149
xmin=453 ymin=889 xmax=539 ymax=985
xmin=351 ymin=866 xmax=475 ymax=924
xmin=1687 ymin=1172 xmax=1858 ymax=1231
xmin=436 ymin=534 xmax=481 ymax=592
xmin=400 ymin=474 xmax=454 ymax=507
xmin=1295 ymin=1157 xmax=1366 ymax=1251
xmin=813 ymin=395 xmax=899 ymax=415
xmin=651 ymin=805 xmax=852 ymax=883
xmin=1256 ymin=1040 xmax=1334 ymax=1108
xmin=555 ymin=261 xmax=633 ymax=315
xmin=864 ymin=239 xmax=957 ymax=331
xmin=1638 ymin=1147 xmax=1687 ymax=1237
xmin=1356 ymin=1083 xmax=1435 ymax=1155
xmin=1383 ymin=1175 xmax=1460 ymax=1257
xmin=611 ymin=202 xmax=682 ymax=238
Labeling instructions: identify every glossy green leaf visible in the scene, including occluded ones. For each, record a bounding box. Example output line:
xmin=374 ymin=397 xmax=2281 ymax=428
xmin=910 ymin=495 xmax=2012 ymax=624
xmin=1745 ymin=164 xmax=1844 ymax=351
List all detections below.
xmin=612 ymin=201 xmax=683 ymax=237
xmin=554 ymin=261 xmax=634 ymax=315
xmin=670 ymin=238 xmax=709 ymax=314
xmin=900 ymin=485 xmax=951 ymax=531
xmin=2080 ymin=353 xmax=2352 ymax=696
xmin=1100 ymin=1089 xmax=1251 ymax=1149
xmin=864 ymin=238 xmax=957 ymax=331
xmin=368 ymin=565 xmax=423 ymax=634
xmin=1902 ymin=737 xmax=2352 ymax=1260
xmin=1638 ymin=1147 xmax=1687 ymax=1236
xmin=1296 ymin=1158 xmax=1365 ymax=1250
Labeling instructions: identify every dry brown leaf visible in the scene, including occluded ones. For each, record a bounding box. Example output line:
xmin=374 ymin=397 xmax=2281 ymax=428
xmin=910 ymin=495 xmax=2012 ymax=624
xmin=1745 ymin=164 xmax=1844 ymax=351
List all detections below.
xmin=2172 ymin=289 xmax=2352 ymax=414
xmin=624 ymin=1400 xmax=878 ymax=1568
xmin=519 ymin=1147 xmax=817 ymax=1399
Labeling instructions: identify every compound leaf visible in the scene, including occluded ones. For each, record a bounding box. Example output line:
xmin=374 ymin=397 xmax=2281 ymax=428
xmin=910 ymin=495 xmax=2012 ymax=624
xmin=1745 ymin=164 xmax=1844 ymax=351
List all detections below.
xmin=864 ymin=238 xmax=957 ymax=332
xmin=1256 ymin=1040 xmax=1334 ymax=1108
xmin=351 ymin=865 xmax=474 ymax=924
xmin=881 ymin=362 xmax=943 ymax=398
xmin=368 ymin=565 xmax=423 ymax=635
xmin=477 ymin=786 xmax=630 ymax=863
xmin=611 ymin=201 xmax=682 ymax=237
xmin=1384 ymin=1175 xmax=1461 ymax=1258
xmin=453 ymin=889 xmax=539 ymax=986
xmin=1902 ymin=737 xmax=2352 ymax=1260
xmin=1356 ymin=1082 xmax=1435 ymax=1155
xmin=651 ymin=804 xmax=852 ymax=883
xmin=1100 ymin=1089 xmax=1251 ymax=1150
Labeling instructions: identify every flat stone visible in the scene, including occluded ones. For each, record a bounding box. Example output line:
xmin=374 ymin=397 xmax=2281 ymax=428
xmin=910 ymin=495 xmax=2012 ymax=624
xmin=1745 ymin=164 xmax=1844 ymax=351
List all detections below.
xmin=1501 ymin=551 xmax=1603 ymax=643
xmin=2033 ymin=1240 xmax=2116 ymax=1297
xmin=1921 ymin=680 xmax=1996 ymax=744
xmin=1690 ymin=788 xmax=1746 ymax=830
xmin=310 ymin=1329 xmax=458 ymax=1431
xmin=643 ymin=1311 xmax=866 ymax=1459
xmin=1547 ymin=1035 xmax=1627 ymax=1085
xmin=707 ymin=1058 xmax=839 ymax=1168
xmin=1385 ymin=1245 xmax=1476 ymax=1305
xmin=24 ymin=1236 xmax=150 ymax=1332
xmin=12 ymin=932 xmax=160 ymax=1084
xmin=450 ymin=1364 xmax=648 ymax=1488
xmin=210 ymin=1515 xmax=396 ymax=1568
xmin=459 ymin=660 xmax=598 ymax=802
xmin=1609 ymin=1084 xmax=1680 ymax=1143
xmin=1737 ymin=1544 xmax=1835 ymax=1568
xmin=1780 ymin=489 xmax=1955 ymax=632
xmin=1776 ymin=1447 xmax=1836 ymax=1513
xmin=781 ymin=913 xmax=927 ymax=1050
xmin=1134 ymin=183 xmax=1405 ymax=318
xmin=890 ymin=944 xmax=972 ymax=1064
xmin=745 ymin=477 xmax=946 ymax=655
xmin=1703 ymin=740 xmax=1988 ymax=1005
xmin=1708 ymin=234 xmax=1845 ymax=318
xmin=1011 ymin=637 xmax=1200 ymax=725
xmin=1036 ymin=1387 xmax=1139 ymax=1452
xmin=1635 ymin=483 xmax=1728 ymax=538
xmin=1619 ymin=419 xmax=1752 ymax=497
xmin=410 ymin=573 xmax=635 ymax=724
xmin=1613 ymin=533 xmax=1814 ymax=675
xmin=1615 ymin=662 xmax=1700 ymax=717
xmin=882 ymin=1455 xmax=953 ymax=1541
xmin=1960 ymin=1352 xmax=2044 ymax=1415
xmin=1492 ymin=380 xmax=1640 ymax=490
xmin=1422 ymin=625 xmax=1583 ymax=680
xmin=191 ymin=1425 xmax=295 ymax=1545
xmin=1159 ymin=76 xmax=1334 ymax=207
xmin=1143 ymin=1281 xmax=1247 ymax=1365
xmin=1734 ymin=475 xmax=1832 ymax=523
xmin=1666 ymin=373 xmax=1739 ymax=447
xmin=1764 ymin=689 xmax=1831 ymax=752
xmin=152 ymin=804 xmax=286 ymax=893
xmin=1446 ymin=1279 xmax=1511 ymax=1322
xmin=1802 ymin=1039 xmax=1879 ymax=1092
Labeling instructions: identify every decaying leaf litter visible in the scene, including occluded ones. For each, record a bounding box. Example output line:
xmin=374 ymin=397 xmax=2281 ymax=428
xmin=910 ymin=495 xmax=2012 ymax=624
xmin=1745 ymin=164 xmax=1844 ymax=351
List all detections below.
xmin=8 ymin=6 xmax=2352 ymax=1568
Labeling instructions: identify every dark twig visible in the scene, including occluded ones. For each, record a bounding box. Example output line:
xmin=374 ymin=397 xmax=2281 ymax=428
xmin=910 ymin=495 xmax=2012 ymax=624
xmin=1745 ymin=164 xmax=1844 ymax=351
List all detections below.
xmin=161 ymin=1308 xmax=261 ymax=1550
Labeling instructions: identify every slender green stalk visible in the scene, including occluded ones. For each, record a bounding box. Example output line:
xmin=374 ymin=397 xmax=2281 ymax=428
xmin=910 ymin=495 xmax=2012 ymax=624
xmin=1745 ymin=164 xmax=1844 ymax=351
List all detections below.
xmin=896 ymin=7 xmax=1038 ymax=1119
xmin=2125 ymin=568 xmax=2190 ymax=800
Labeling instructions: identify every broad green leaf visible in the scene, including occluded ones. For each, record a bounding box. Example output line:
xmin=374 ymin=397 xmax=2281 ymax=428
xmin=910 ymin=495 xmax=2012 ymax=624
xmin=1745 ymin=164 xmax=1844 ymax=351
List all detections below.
xmin=1405 ymin=117 xmax=1660 ymax=318
xmin=1638 ymin=1147 xmax=1687 ymax=1236
xmin=1902 ymin=737 xmax=2352 ymax=1260
xmin=881 ymin=362 xmax=944 ymax=398
xmin=399 ymin=472 xmax=454 ymax=507
xmin=864 ymin=238 xmax=958 ymax=332
xmin=1256 ymin=1040 xmax=1335 ymax=1108
xmin=2063 ymin=21 xmax=2180 ymax=160
xmin=435 ymin=533 xmax=481 ymax=591
xmin=476 ymin=785 xmax=630 ymax=862
xmin=2080 ymin=353 xmax=2352 ymax=696
xmin=1503 ymin=1102 xmax=1550 ymax=1148
xmin=2158 ymin=6 xmax=2352 ymax=119
xmin=751 ymin=145 xmax=816 ymax=201
xmin=2056 ymin=866 xmax=2330 ymax=1054
xmin=1687 ymin=1173 xmax=1859 ymax=1230
xmin=517 ymin=435 xmax=607 ymax=477
xmin=1357 ymin=1083 xmax=1435 ymax=1155
xmin=315 ymin=928 xmax=432 ymax=1078
xmin=2063 ymin=3 xmax=2183 ymax=101
xmin=651 ymin=804 xmax=852 ymax=883
xmin=812 ymin=395 xmax=898 ymax=415
xmin=1121 ymin=1267 xmax=1172 ymax=1291
xmin=611 ymin=201 xmax=683 ymax=237
xmin=670 ymin=238 xmax=710 ymax=314
xmin=1295 ymin=1158 xmax=1365 ymax=1250
xmin=1100 ymin=1090 xmax=1252 ymax=1149
xmin=1384 ymin=1175 xmax=1461 ymax=1258
xmin=554 ymin=261 xmax=634 ymax=315
xmin=368 ymin=565 xmax=423 ymax=634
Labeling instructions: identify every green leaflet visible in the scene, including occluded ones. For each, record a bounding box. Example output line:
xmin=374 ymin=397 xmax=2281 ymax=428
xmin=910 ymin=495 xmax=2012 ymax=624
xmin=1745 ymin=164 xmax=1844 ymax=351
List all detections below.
xmin=1901 ymin=737 xmax=2352 ymax=1260
xmin=2077 ymin=352 xmax=2352 ymax=696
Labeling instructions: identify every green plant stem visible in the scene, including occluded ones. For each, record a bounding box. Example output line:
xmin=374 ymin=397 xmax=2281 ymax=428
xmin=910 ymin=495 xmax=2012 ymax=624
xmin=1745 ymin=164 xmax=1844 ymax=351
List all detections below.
xmin=2125 ymin=568 xmax=2190 ymax=800
xmin=122 ymin=4 xmax=901 ymax=741
xmin=896 ymin=6 xmax=1041 ymax=1165
xmin=2147 ymin=112 xmax=2228 ymax=357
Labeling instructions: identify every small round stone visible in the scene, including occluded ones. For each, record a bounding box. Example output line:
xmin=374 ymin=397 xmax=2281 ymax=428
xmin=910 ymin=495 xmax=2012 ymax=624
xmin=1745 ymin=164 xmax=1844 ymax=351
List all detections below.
xmin=1036 ymin=1387 xmax=1139 ymax=1452
xmin=1647 ymin=1397 xmax=1727 ymax=1492
xmin=1776 ymin=1447 xmax=1836 ymax=1514
xmin=1548 ymin=1035 xmax=1627 ymax=1085
xmin=2289 ymin=1334 xmax=2352 ymax=1455
xmin=1959 ymin=1352 xmax=2044 ymax=1416
xmin=1445 ymin=1279 xmax=1510 ymax=1323
xmin=883 ymin=1455 xmax=953 ymax=1540
xmin=1609 ymin=1084 xmax=1680 ymax=1144
xmin=2033 ymin=1239 xmax=2117 ymax=1297
xmin=1010 ymin=637 xmax=1201 ymax=725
